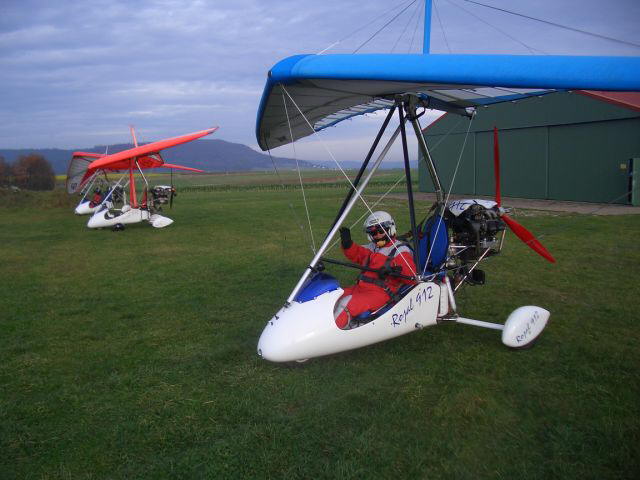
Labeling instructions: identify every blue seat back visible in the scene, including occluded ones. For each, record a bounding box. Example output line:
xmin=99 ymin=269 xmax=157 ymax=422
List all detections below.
xmin=418 ymin=214 xmax=449 ymax=275
xmin=295 ymin=272 xmax=340 ymax=303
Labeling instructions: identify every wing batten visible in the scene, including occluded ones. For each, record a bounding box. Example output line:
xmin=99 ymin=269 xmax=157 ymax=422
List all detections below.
xmin=256 ymin=53 xmax=640 ymax=150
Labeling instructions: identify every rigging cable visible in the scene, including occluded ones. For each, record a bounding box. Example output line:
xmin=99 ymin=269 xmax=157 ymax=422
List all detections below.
xmin=317 ymin=0 xmax=416 ymax=54
xmin=407 ymin=0 xmax=425 ymax=53
xmin=433 ymin=0 xmax=452 ymax=53
xmin=326 ymin=114 xmax=467 ymax=254
xmin=391 ymin=0 xmax=423 ymax=53
xmin=354 ymin=0 xmax=420 ymax=53
xmin=461 ymin=0 xmax=640 ymax=49
xmin=280 ymin=84 xmax=418 ymax=277
xmin=422 ymin=112 xmax=476 ymax=276
xmin=445 ymin=0 xmax=545 ymax=54
xmin=282 ymin=91 xmax=317 ymax=254
xmin=326 ymin=175 xmax=408 ymax=253
xmin=265 ymin=144 xmax=312 ymax=253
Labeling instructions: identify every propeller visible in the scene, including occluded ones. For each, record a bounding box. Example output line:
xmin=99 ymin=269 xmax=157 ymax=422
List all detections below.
xmin=493 ymin=126 xmax=556 ymax=263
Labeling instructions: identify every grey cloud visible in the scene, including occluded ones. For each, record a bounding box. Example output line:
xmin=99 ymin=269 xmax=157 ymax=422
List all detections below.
xmin=1 ymin=0 xmax=638 ymax=155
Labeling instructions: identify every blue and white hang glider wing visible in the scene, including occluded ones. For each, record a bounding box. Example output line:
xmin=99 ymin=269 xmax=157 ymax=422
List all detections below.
xmin=256 ymin=53 xmax=640 ymax=150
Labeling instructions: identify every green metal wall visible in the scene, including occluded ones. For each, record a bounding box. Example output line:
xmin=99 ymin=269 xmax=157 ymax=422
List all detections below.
xmin=548 ymin=119 xmax=640 ymax=202
xmin=419 ymin=92 xmax=640 ymax=204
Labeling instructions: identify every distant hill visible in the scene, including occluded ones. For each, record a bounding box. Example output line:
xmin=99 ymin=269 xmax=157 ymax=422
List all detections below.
xmin=0 ymin=139 xmax=416 ymax=174
xmin=0 ymin=138 xmax=323 ymax=175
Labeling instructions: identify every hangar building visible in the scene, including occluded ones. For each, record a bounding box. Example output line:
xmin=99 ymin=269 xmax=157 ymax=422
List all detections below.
xmin=418 ymin=91 xmax=640 ymax=205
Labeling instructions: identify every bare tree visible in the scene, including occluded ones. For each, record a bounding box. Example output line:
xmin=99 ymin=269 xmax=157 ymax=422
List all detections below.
xmin=13 ymin=154 xmax=55 ymax=190
xmin=0 ymin=156 xmax=9 ymax=186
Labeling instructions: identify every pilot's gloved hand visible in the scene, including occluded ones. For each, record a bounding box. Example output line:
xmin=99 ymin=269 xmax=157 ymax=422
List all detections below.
xmin=378 ymin=265 xmax=402 ymax=279
xmin=339 ymin=227 xmax=353 ymax=249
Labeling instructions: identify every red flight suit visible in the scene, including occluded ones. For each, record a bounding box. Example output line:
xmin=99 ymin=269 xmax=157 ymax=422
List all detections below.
xmin=335 ymin=238 xmax=416 ymax=328
xmin=89 ymin=192 xmax=102 ymax=208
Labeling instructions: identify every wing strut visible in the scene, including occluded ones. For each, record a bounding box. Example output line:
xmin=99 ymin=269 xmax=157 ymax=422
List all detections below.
xmin=135 ymin=158 xmax=151 ymax=209
xmin=407 ymin=98 xmax=444 ymax=204
xmin=286 ymin=123 xmax=404 ymax=304
xmin=399 ymin=104 xmax=421 ymax=270
xmin=129 ymin=160 xmax=138 ymax=208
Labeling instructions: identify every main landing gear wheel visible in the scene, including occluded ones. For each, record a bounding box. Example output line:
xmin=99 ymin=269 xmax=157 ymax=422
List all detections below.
xmin=112 ymin=223 xmax=125 ymax=232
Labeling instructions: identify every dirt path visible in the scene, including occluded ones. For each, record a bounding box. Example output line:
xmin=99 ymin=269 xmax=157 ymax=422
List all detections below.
xmin=385 ymin=193 xmax=640 ymax=215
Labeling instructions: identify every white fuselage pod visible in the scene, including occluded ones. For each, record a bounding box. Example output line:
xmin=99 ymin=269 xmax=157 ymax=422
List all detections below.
xmin=87 ymin=206 xmax=149 ymax=228
xmin=149 ymin=214 xmax=174 ymax=228
xmin=75 ymin=200 xmax=112 ymax=215
xmin=501 ymin=306 xmax=550 ymax=348
xmin=258 ymin=282 xmax=440 ymax=363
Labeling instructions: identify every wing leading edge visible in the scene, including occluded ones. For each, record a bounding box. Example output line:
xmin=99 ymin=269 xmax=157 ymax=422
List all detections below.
xmin=256 ymin=54 xmax=640 ymax=150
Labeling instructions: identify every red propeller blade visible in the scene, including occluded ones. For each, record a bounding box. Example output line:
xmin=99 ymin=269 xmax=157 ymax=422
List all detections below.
xmin=493 ymin=126 xmax=501 ymax=207
xmin=502 ymin=214 xmax=556 ymax=263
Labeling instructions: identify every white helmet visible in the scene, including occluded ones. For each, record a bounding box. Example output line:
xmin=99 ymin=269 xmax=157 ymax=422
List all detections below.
xmin=363 ymin=211 xmax=396 ymax=242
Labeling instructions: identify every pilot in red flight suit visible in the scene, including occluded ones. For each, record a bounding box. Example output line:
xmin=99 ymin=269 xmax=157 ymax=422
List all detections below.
xmin=89 ymin=188 xmax=103 ymax=208
xmin=335 ymin=211 xmax=416 ymax=329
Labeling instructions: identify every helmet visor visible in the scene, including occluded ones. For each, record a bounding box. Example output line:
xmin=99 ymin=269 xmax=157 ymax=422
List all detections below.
xmin=365 ymin=221 xmax=392 ymax=236
xmin=365 ymin=225 xmax=384 ymax=235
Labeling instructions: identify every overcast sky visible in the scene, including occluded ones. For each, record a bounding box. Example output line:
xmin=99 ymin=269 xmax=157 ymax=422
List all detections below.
xmin=1 ymin=0 xmax=639 ymax=163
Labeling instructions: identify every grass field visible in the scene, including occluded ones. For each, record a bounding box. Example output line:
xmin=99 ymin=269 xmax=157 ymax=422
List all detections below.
xmin=1 ymin=179 xmax=639 ymax=479
xmin=56 ymin=169 xmax=411 ymax=189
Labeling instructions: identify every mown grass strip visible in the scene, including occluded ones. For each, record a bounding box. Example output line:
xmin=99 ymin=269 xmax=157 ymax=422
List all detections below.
xmin=1 ymin=187 xmax=639 ymax=479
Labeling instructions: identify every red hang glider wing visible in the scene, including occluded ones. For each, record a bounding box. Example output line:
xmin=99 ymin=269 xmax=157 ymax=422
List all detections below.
xmin=87 ymin=127 xmax=218 ymax=171
xmin=126 ymin=153 xmax=202 ymax=172
xmin=66 ymin=152 xmax=104 ymax=194
xmin=162 ymin=163 xmax=204 ymax=173
xmin=101 ymin=153 xmax=165 ymax=171
xmin=137 ymin=153 xmax=164 ymax=169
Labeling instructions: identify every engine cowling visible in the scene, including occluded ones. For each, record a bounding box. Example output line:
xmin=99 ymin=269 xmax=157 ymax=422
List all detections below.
xmin=445 ymin=199 xmax=506 ymax=264
xmin=151 ymin=185 xmax=174 ymax=207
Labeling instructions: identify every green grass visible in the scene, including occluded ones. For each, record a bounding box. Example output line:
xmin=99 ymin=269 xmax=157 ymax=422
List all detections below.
xmin=1 ymin=184 xmax=639 ymax=479
xmin=57 ymin=169 xmax=415 ymax=190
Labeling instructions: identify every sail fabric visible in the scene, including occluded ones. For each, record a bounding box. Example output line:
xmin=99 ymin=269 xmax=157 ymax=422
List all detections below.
xmin=65 ymin=152 xmax=167 ymax=194
xmin=66 ymin=152 xmax=102 ymax=194
xmin=91 ymin=153 xmax=165 ymax=172
xmin=256 ymin=53 xmax=640 ymax=150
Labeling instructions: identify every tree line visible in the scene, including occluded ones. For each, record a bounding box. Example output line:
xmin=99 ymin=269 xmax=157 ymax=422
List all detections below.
xmin=0 ymin=154 xmax=56 ymax=190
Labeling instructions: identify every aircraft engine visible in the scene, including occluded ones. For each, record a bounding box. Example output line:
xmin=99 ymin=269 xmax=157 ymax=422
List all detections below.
xmin=151 ymin=185 xmax=174 ymax=207
xmin=443 ymin=200 xmax=506 ymax=287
